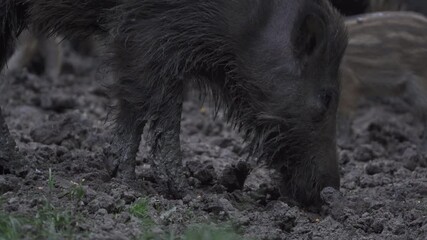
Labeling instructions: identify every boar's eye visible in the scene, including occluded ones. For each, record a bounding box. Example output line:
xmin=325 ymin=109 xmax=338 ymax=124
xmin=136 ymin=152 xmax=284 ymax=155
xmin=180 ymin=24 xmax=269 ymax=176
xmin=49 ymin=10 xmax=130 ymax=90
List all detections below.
xmin=292 ymin=14 xmax=325 ymax=59
xmin=320 ymin=89 xmax=332 ymax=110
xmin=314 ymin=89 xmax=336 ymax=122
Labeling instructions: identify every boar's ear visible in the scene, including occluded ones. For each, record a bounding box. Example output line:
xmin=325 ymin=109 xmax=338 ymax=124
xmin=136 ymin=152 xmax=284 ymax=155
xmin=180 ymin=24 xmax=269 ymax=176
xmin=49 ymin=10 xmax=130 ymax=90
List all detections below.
xmin=292 ymin=14 xmax=326 ymax=59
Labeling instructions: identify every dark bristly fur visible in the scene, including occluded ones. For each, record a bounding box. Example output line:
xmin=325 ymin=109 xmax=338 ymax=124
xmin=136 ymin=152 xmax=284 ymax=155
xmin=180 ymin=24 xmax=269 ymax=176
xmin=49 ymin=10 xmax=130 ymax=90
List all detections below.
xmin=0 ymin=0 xmax=25 ymax=67
xmin=0 ymin=0 xmax=347 ymax=205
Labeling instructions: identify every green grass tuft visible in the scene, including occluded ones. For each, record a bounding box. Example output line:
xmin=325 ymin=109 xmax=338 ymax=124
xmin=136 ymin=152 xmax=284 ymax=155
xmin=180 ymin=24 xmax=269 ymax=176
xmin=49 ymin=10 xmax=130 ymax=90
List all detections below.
xmin=0 ymin=213 xmax=22 ymax=240
xmin=183 ymin=225 xmax=244 ymax=240
xmin=138 ymin=224 xmax=245 ymax=240
xmin=0 ymin=169 xmax=84 ymax=240
xmin=130 ymin=198 xmax=155 ymax=227
xmin=67 ymin=179 xmax=86 ymax=201
xmin=0 ymin=203 xmax=79 ymax=240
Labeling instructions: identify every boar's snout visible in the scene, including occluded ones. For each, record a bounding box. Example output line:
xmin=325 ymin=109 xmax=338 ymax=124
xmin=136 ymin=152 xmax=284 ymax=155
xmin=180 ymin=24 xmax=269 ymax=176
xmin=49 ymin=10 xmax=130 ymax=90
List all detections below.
xmin=276 ymin=115 xmax=340 ymax=207
xmin=279 ymin=153 xmax=340 ymax=206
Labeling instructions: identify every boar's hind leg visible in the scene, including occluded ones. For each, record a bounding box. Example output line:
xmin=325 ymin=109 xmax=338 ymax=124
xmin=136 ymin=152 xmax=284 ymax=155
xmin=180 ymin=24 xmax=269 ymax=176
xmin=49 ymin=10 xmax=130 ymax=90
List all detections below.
xmin=148 ymin=81 xmax=186 ymax=198
xmin=0 ymin=20 xmax=25 ymax=175
xmin=105 ymin=101 xmax=146 ymax=180
xmin=0 ymin=108 xmax=23 ymax=175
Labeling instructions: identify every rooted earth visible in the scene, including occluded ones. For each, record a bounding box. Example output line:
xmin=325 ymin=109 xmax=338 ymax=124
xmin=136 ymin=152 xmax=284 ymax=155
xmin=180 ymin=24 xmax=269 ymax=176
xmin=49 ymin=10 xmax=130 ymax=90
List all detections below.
xmin=0 ymin=43 xmax=426 ymax=239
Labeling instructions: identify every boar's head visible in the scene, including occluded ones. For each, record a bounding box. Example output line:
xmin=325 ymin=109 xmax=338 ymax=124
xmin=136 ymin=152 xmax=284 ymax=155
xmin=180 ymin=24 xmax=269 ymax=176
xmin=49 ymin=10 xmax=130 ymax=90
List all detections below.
xmin=224 ymin=0 xmax=347 ymax=205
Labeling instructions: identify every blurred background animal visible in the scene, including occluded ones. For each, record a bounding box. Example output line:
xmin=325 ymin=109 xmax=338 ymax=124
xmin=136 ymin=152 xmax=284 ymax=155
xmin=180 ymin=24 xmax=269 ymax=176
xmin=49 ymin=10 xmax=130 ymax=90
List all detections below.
xmin=3 ymin=30 xmax=62 ymax=79
xmin=336 ymin=6 xmax=427 ymax=151
xmin=340 ymin=12 xmax=427 ymax=118
xmin=2 ymin=31 xmax=96 ymax=80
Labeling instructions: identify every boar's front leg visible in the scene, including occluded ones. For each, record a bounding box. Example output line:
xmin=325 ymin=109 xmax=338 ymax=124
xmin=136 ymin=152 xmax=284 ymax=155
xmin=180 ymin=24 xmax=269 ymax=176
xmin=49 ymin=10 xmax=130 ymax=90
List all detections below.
xmin=148 ymin=81 xmax=187 ymax=198
xmin=105 ymin=101 xmax=146 ymax=180
xmin=105 ymin=75 xmax=186 ymax=199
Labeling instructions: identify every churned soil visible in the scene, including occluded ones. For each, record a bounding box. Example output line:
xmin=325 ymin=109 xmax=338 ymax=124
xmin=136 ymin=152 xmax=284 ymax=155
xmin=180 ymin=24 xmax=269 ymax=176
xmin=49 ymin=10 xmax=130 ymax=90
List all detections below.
xmin=0 ymin=43 xmax=426 ymax=240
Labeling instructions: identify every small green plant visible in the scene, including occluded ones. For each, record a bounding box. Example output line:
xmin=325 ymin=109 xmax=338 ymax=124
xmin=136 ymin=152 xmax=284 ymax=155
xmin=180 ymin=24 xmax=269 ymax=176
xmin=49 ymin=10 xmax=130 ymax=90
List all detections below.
xmin=68 ymin=179 xmax=86 ymax=202
xmin=130 ymin=198 xmax=155 ymax=226
xmin=138 ymin=231 xmax=175 ymax=240
xmin=0 ymin=213 xmax=22 ymax=240
xmin=0 ymin=203 xmax=79 ymax=240
xmin=0 ymin=169 xmax=85 ymax=240
xmin=34 ymin=203 xmax=75 ymax=239
xmin=138 ymin=224 xmax=245 ymax=240
xmin=183 ymin=225 xmax=244 ymax=240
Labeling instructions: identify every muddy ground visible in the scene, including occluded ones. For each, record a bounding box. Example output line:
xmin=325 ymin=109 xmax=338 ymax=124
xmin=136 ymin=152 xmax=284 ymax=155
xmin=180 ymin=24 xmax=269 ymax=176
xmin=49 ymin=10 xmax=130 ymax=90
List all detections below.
xmin=0 ymin=43 xmax=426 ymax=240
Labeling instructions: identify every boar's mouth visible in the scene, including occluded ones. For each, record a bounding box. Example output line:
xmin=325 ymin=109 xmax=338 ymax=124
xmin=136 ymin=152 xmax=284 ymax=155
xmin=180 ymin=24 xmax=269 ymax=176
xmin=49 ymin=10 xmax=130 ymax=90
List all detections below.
xmin=276 ymin=147 xmax=339 ymax=207
xmin=278 ymin=155 xmax=338 ymax=206
xmin=248 ymin=122 xmax=339 ymax=206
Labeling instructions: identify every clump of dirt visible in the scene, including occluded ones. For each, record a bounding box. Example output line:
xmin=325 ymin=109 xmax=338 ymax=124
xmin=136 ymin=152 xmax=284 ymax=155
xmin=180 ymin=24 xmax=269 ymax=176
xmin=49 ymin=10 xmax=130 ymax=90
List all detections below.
xmin=0 ymin=46 xmax=426 ymax=239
